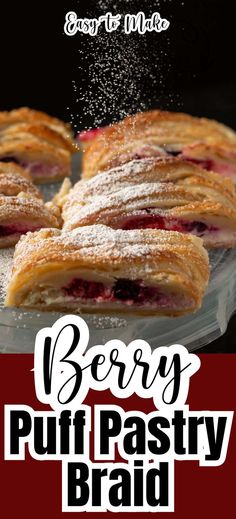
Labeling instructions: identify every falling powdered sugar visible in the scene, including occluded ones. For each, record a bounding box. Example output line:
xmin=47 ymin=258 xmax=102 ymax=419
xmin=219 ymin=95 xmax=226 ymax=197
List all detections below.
xmin=67 ymin=0 xmax=176 ymax=131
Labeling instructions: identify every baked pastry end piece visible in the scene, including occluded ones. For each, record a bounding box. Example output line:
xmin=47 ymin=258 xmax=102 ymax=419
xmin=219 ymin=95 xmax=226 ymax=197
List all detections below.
xmin=0 ymin=194 xmax=60 ymax=248
xmin=0 ymin=161 xmax=42 ymax=198
xmin=5 ymin=225 xmax=209 ymax=317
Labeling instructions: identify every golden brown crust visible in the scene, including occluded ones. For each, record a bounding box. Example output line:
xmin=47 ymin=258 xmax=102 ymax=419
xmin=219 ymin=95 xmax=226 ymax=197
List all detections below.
xmin=0 ymin=161 xmax=32 ymax=180
xmin=0 ymin=194 xmax=60 ymax=226
xmin=0 ymin=107 xmax=73 ymax=138
xmin=63 ymin=157 xmax=236 ymax=220
xmin=1 ymin=123 xmax=77 ymax=153
xmin=0 ymin=194 xmax=60 ymax=248
xmin=81 ymin=110 xmax=236 ymax=179
xmin=85 ymin=110 xmax=236 ymax=145
xmin=5 ymin=225 xmax=209 ymax=316
xmin=0 ymin=170 xmax=42 ymax=198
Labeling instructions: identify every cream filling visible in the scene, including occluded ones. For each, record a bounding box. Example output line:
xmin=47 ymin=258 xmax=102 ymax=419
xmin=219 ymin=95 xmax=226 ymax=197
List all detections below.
xmin=201 ymin=228 xmax=236 ymax=246
xmin=24 ymin=287 xmax=194 ymax=311
xmin=19 ymin=269 xmax=194 ymax=311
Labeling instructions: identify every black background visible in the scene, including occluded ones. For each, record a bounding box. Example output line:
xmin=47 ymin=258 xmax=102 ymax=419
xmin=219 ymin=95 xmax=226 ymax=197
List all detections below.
xmin=1 ymin=0 xmax=236 ymax=129
xmin=0 ymin=0 xmax=235 ymax=351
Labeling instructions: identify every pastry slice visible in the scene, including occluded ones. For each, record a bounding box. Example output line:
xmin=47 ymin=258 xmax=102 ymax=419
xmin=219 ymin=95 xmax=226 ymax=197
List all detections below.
xmin=0 ymin=194 xmax=60 ymax=248
xmin=0 ymin=161 xmax=41 ymax=198
xmin=81 ymin=110 xmax=236 ymax=180
xmin=0 ymin=107 xmax=73 ymax=142
xmin=63 ymin=157 xmax=236 ymax=220
xmin=5 ymin=225 xmax=209 ymax=316
xmin=63 ymin=183 xmax=236 ymax=248
xmin=0 ymin=135 xmax=71 ymax=183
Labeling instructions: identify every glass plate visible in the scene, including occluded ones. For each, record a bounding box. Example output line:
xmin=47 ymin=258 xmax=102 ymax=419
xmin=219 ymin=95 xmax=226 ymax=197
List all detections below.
xmin=0 ymin=155 xmax=235 ymax=353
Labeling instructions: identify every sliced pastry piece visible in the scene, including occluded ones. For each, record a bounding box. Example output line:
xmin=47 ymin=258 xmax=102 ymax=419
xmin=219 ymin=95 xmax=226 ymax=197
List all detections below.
xmin=81 ymin=110 xmax=236 ymax=180
xmin=0 ymin=107 xmax=73 ymax=142
xmin=0 ymin=194 xmax=60 ymax=248
xmin=0 ymin=135 xmax=71 ymax=183
xmin=5 ymin=225 xmax=209 ymax=316
xmin=0 ymin=161 xmax=41 ymax=198
xmin=63 ymin=183 xmax=236 ymax=248
xmin=62 ymin=157 xmax=236 ymax=221
xmin=1 ymin=123 xmax=76 ymax=153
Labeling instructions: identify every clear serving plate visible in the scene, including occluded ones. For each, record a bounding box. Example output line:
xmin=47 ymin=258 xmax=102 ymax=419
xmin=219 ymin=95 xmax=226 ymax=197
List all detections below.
xmin=0 ymin=155 xmax=235 ymax=353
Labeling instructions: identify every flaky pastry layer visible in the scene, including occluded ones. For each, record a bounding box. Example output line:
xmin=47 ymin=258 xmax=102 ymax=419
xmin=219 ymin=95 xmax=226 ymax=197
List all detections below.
xmin=5 ymin=225 xmax=209 ymax=316
xmin=62 ymin=157 xmax=236 ymax=222
xmin=1 ymin=123 xmax=76 ymax=153
xmin=0 ymin=194 xmax=60 ymax=248
xmin=0 ymin=162 xmax=41 ymax=198
xmin=62 ymin=181 xmax=236 ymax=248
xmin=0 ymin=107 xmax=73 ymax=139
xmin=81 ymin=110 xmax=236 ymax=179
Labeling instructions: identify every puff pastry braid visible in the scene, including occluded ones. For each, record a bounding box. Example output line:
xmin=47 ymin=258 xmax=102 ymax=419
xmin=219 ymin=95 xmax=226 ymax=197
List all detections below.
xmin=0 ymin=134 xmax=71 ymax=183
xmin=0 ymin=161 xmax=41 ymax=198
xmin=62 ymin=157 xmax=236 ymax=218
xmin=5 ymin=225 xmax=209 ymax=316
xmin=0 ymin=194 xmax=60 ymax=248
xmin=63 ymin=181 xmax=236 ymax=248
xmin=81 ymin=110 xmax=236 ymax=181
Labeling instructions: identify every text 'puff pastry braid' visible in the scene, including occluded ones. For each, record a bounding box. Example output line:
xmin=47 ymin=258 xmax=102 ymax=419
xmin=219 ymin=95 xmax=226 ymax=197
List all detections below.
xmin=0 ymin=134 xmax=71 ymax=184
xmin=62 ymin=157 xmax=236 ymax=220
xmin=5 ymin=225 xmax=209 ymax=317
xmin=0 ymin=161 xmax=42 ymax=198
xmin=81 ymin=110 xmax=236 ymax=181
xmin=0 ymin=194 xmax=60 ymax=248
xmin=63 ymin=182 xmax=236 ymax=249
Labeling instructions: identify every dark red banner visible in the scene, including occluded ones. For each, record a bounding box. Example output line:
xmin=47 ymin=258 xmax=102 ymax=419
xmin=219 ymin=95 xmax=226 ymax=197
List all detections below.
xmin=0 ymin=354 xmax=235 ymax=518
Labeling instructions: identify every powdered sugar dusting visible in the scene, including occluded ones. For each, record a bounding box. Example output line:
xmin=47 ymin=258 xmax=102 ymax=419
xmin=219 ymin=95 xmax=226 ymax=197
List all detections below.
xmin=64 ymin=181 xmax=200 ymax=228
xmin=0 ymin=194 xmax=59 ymax=227
xmin=68 ymin=157 xmax=168 ymax=200
xmin=12 ymin=225 xmax=206 ymax=274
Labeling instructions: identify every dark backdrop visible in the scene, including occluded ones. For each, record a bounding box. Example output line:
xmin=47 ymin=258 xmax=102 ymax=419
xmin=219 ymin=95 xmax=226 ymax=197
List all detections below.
xmin=0 ymin=0 xmax=235 ymax=130
xmin=0 ymin=0 xmax=235 ymax=351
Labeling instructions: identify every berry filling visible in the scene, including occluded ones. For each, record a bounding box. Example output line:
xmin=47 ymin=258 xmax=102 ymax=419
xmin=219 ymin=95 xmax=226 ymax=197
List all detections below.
xmin=78 ymin=127 xmax=107 ymax=142
xmin=0 ymin=157 xmax=63 ymax=177
xmin=182 ymin=156 xmax=213 ymax=171
xmin=23 ymin=162 xmax=63 ymax=177
xmin=64 ymin=279 xmax=108 ymax=300
xmin=63 ymin=278 xmax=192 ymax=309
xmin=120 ymin=212 xmax=218 ymax=235
xmin=0 ymin=224 xmax=40 ymax=237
